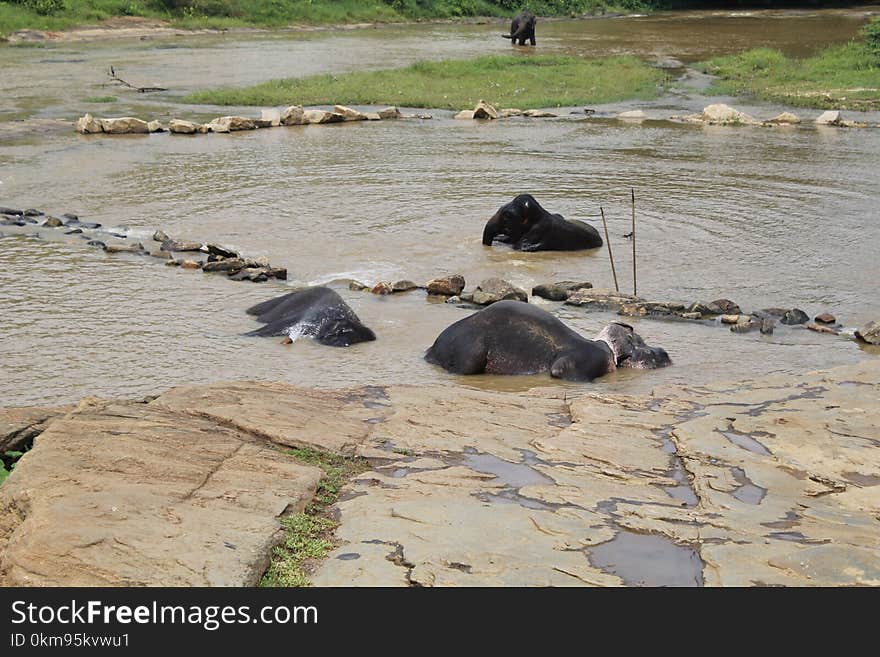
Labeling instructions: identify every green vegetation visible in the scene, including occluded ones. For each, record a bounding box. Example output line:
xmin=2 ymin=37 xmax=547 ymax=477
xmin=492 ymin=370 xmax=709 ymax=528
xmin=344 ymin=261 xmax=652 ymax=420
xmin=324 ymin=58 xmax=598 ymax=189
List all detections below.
xmin=700 ymin=23 xmax=880 ymax=111
xmin=186 ymin=54 xmax=666 ymax=109
xmin=83 ymin=95 xmax=117 ymax=102
xmin=0 ymin=0 xmax=651 ymax=39
xmin=0 ymin=450 xmax=25 ymax=486
xmin=261 ymin=446 xmax=368 ymax=587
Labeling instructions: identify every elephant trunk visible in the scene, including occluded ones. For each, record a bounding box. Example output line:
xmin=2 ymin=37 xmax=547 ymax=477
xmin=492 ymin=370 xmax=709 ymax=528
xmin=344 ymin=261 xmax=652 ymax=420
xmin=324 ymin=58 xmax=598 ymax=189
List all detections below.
xmin=483 ymin=212 xmax=503 ymax=245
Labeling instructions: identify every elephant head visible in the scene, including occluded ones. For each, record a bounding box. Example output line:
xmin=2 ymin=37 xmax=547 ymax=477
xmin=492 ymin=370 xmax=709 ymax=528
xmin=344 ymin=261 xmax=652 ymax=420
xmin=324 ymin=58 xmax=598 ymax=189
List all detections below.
xmin=594 ymin=322 xmax=672 ymax=370
xmin=482 ymin=193 xmax=542 ymax=246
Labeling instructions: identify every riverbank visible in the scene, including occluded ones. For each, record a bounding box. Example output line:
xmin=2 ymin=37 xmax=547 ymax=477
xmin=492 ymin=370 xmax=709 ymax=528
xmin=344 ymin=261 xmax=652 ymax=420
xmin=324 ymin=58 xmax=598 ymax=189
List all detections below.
xmin=700 ymin=20 xmax=880 ymax=111
xmin=184 ymin=54 xmax=667 ymax=109
xmin=1 ymin=359 xmax=878 ymax=586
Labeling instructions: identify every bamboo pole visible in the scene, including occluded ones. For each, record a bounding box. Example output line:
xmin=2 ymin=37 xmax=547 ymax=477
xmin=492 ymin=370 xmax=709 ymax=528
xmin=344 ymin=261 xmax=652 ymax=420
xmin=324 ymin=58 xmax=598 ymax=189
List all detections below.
xmin=631 ymin=188 xmax=637 ymax=297
xmin=600 ymin=206 xmax=619 ymax=293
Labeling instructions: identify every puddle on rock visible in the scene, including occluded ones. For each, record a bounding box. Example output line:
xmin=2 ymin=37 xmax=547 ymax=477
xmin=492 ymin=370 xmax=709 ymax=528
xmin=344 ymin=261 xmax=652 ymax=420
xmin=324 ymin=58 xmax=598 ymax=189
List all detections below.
xmin=477 ymin=491 xmax=553 ymax=511
xmin=588 ymin=530 xmax=704 ymax=587
xmin=461 ymin=448 xmax=554 ymax=489
xmin=337 ymin=553 xmax=361 ymax=561
xmin=843 ymin=471 xmax=880 ymax=487
xmin=731 ymin=467 xmax=768 ymax=505
xmin=662 ymin=459 xmax=699 ymax=507
xmin=720 ymin=426 xmax=772 ymax=456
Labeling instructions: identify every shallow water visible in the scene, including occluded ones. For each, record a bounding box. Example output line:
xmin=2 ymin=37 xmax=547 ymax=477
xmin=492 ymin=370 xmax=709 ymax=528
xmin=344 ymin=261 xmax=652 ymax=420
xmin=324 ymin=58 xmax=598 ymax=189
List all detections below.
xmin=1 ymin=9 xmax=879 ymax=407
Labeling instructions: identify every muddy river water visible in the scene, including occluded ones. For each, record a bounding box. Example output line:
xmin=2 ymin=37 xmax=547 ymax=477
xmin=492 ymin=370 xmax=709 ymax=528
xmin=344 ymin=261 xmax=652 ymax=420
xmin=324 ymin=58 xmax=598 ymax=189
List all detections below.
xmin=1 ymin=8 xmax=879 ymax=407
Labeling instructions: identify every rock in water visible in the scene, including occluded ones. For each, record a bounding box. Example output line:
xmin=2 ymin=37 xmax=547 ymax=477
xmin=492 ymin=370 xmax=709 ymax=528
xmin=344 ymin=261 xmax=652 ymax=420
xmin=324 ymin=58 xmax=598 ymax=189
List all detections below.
xmin=855 ymin=320 xmax=880 ymax=345
xmin=333 ymin=105 xmax=369 ymax=122
xmin=207 ymin=116 xmax=256 ymax=133
xmin=700 ymin=104 xmax=758 ymax=125
xmin=531 ymin=281 xmax=593 ymax=301
xmin=378 ymin=107 xmax=402 ymax=119
xmin=471 ymin=278 xmax=528 ymax=305
xmin=473 ymin=100 xmax=499 ymax=120
xmin=768 ymin=112 xmax=801 ymax=124
xmin=815 ymin=313 xmax=836 ymax=324
xmin=816 ymin=110 xmax=842 ymax=126
xmin=99 ymin=117 xmax=150 ymax=134
xmin=75 ymin=113 xmax=103 ymax=134
xmin=781 ymin=309 xmax=809 ymax=325
xmin=169 ymin=119 xmax=202 ymax=135
xmin=426 ymin=275 xmax=465 ymax=296
xmin=281 ymin=105 xmax=305 ymax=125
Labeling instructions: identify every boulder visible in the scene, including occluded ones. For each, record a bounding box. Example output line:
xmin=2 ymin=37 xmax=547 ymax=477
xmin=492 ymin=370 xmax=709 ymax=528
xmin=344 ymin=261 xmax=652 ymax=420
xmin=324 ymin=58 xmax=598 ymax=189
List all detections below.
xmin=179 ymin=260 xmax=202 ymax=269
xmin=0 ymin=207 xmax=23 ymax=216
xmin=42 ymin=217 xmax=63 ymax=228
xmin=680 ymin=312 xmax=702 ymax=320
xmin=392 ymin=280 xmax=418 ymax=292
xmin=152 ymin=230 xmax=169 ymax=242
xmin=0 ymin=405 xmax=69 ymax=454
xmin=426 ymin=275 xmax=465 ymax=296
xmin=781 ymin=308 xmax=809 ymax=325
xmin=202 ymin=258 xmax=245 ymax=274
xmin=700 ymin=104 xmax=758 ymax=125
xmin=816 ymin=110 xmax=842 ymax=126
xmin=454 ymin=110 xmax=475 ymax=120
xmin=168 ymin=119 xmax=202 ymax=135
xmin=522 ymin=109 xmax=557 ymax=118
xmin=75 ymin=113 xmax=103 ymax=134
xmin=261 ymin=108 xmax=282 ymax=127
xmin=303 ymin=110 xmax=345 ymax=125
xmin=206 ymin=244 xmax=238 ymax=259
xmin=161 ymin=239 xmax=203 ymax=252
xmin=281 ymin=105 xmax=306 ymax=126
xmin=855 ymin=320 xmax=880 ymax=345
xmin=760 ymin=317 xmax=776 ymax=335
xmin=565 ymin=289 xmax=641 ymax=310
xmin=349 ymin=280 xmax=368 ymax=291
xmin=731 ymin=316 xmax=760 ymax=333
xmin=473 ymin=100 xmax=499 ymax=120
xmin=720 ymin=314 xmax=741 ymax=324
xmin=815 ymin=313 xmax=836 ymax=325
xmin=471 ymin=278 xmax=528 ymax=305
xmin=23 ymin=209 xmax=43 ymax=217
xmin=99 ymin=117 xmax=150 ymax=134
xmin=500 ymin=108 xmax=523 ymax=117
xmin=371 ymin=282 xmax=393 ymax=295
xmin=334 ymin=105 xmax=369 ymax=122
xmin=207 ymin=116 xmax=257 ymax=133
xmin=229 ymin=268 xmax=269 ymax=282
xmin=364 ymin=112 xmax=382 ymax=121
xmin=103 ymin=243 xmax=145 ymax=254
xmin=378 ymin=107 xmax=402 ymax=119
xmin=531 ymin=281 xmax=593 ymax=301
xmin=146 ymin=120 xmax=164 ymax=133
xmin=767 ymin=112 xmax=801 ymax=124
xmin=266 ymin=267 xmax=287 ymax=281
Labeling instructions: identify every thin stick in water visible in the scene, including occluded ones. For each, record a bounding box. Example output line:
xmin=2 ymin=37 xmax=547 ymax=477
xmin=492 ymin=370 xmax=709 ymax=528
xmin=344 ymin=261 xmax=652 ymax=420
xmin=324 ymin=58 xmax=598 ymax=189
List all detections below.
xmin=631 ymin=188 xmax=637 ymax=297
xmin=600 ymin=206 xmax=619 ymax=293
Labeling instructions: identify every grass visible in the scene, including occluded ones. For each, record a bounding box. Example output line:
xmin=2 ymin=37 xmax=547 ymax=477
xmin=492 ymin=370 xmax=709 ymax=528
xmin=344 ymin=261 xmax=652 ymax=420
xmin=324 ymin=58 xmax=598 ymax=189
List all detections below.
xmin=0 ymin=450 xmax=25 ymax=486
xmin=185 ymin=54 xmax=667 ymax=109
xmin=699 ymin=41 xmax=880 ymax=111
xmin=260 ymin=446 xmax=369 ymax=587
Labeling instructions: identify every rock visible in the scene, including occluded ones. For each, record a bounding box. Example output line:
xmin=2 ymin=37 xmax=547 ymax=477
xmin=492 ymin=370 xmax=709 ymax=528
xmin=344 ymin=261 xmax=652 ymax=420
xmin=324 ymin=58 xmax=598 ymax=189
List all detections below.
xmin=816 ymin=110 xmax=842 ymax=126
xmin=229 ymin=268 xmax=269 ymax=282
xmin=266 ymin=267 xmax=287 ymax=281
xmin=565 ymin=289 xmax=641 ymax=310
xmin=531 ymin=281 xmax=593 ymax=301
xmin=103 ymin=243 xmax=145 ymax=254
xmin=207 ymin=116 xmax=257 ymax=133
xmin=711 ymin=299 xmax=742 ymax=315
xmin=161 ymin=239 xmax=203 ymax=252
xmin=815 ymin=313 xmax=836 ymax=324
xmin=807 ymin=322 xmax=840 ymax=335
xmin=349 ymin=280 xmax=368 ymax=291
xmin=720 ymin=314 xmax=741 ymax=324
xmin=680 ymin=312 xmax=702 ymax=320
xmin=165 ymin=259 xmax=180 ymax=266
xmin=253 ymin=119 xmax=275 ymax=129
xmin=855 ymin=321 xmax=880 ymax=345
xmin=445 ymin=296 xmax=461 ymax=304
xmin=426 ymin=275 xmax=465 ymax=297
xmin=0 ymin=405 xmax=70 ymax=454
xmin=99 ymin=117 xmax=150 ymax=134
xmin=42 ymin=216 xmax=63 ymax=228
xmin=522 ymin=109 xmax=557 ymax=118
xmin=362 ymin=112 xmax=380 ymax=121
xmin=0 ymin=207 xmax=23 ymax=216
xmin=700 ymin=104 xmax=758 ymax=125
xmin=202 ymin=258 xmax=245 ymax=273
xmin=471 ymin=278 xmax=528 ymax=305
xmin=75 ymin=113 xmax=103 ymax=134
xmin=378 ymin=107 xmax=402 ymax=119
xmin=392 ymin=280 xmax=418 ymax=292
xmin=61 ymin=213 xmax=78 ymax=222
xmin=150 ymin=251 xmax=172 ymax=260
xmin=180 ymin=260 xmax=202 ymax=269
xmin=206 ymin=244 xmax=238 ymax=259
xmin=65 ymin=228 xmax=82 ymax=235
xmin=473 ymin=100 xmax=499 ymax=120
xmin=618 ymin=110 xmax=647 ymax=120
xmin=731 ymin=316 xmax=760 ymax=333
xmin=152 ymin=230 xmax=169 ymax=242
xmin=261 ymin=108 xmax=282 ymax=127
xmin=454 ymin=110 xmax=475 ymax=120
xmin=168 ymin=119 xmax=202 ymax=135
xmin=370 ymin=282 xmax=393 ymax=295
xmin=334 ymin=105 xmax=368 ymax=121
xmin=781 ymin=309 xmax=809 ymax=325
xmin=303 ymin=110 xmax=345 ymax=125
xmin=0 ymin=400 xmax=323 ymax=586
xmin=500 ymin=108 xmax=523 ymax=117
xmin=280 ymin=105 xmax=306 ymax=126
xmin=147 ymin=120 xmax=164 ymax=133
xmin=767 ymin=112 xmax=801 ymax=124
xmin=760 ymin=317 xmax=776 ymax=334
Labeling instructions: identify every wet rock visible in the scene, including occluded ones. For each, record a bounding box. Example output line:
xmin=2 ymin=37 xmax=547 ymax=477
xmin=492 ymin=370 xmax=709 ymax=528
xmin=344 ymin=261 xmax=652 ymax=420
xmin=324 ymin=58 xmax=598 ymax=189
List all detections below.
xmin=807 ymin=322 xmax=840 ymax=335
xmin=500 ymin=108 xmax=523 ymax=117
xmin=77 ymin=222 xmax=101 ymax=229
xmin=103 ymin=243 xmax=145 ymax=254
xmin=815 ymin=313 xmax=837 ymax=325
xmin=180 ymin=260 xmax=202 ymax=269
xmin=281 ymin=105 xmax=306 ymax=126
xmin=680 ymin=312 xmax=702 ymax=320
xmin=445 ymin=295 xmax=462 ymax=304
xmin=147 ymin=120 xmax=164 ymax=133
xmin=349 ymin=280 xmax=368 ymax=291
xmin=208 ymin=116 xmax=257 ymax=133
xmin=75 ymin=113 xmax=103 ymax=134
xmin=731 ymin=316 xmax=760 ymax=333
xmin=61 ymin=213 xmax=78 ymax=222
xmin=531 ymin=281 xmax=593 ymax=301
xmin=426 ymin=275 xmax=465 ymax=297
xmin=202 ymin=258 xmax=245 ymax=273
xmin=392 ymin=280 xmax=418 ymax=292
xmin=152 ymin=230 xmax=169 ymax=242
xmin=86 ymin=240 xmax=105 ymax=248
xmin=370 ymin=282 xmax=393 ymax=295
xmin=378 ymin=107 xmax=402 ymax=120
xmin=64 ymin=228 xmax=83 ymax=235
xmin=700 ymin=104 xmax=758 ymax=125
xmin=169 ymin=119 xmax=204 ymax=135
xmin=816 ymin=110 xmax=842 ymax=126
xmin=23 ymin=209 xmax=42 ymax=217
xmin=150 ymin=251 xmax=172 ymax=260
xmin=99 ymin=117 xmax=150 ymax=134
xmin=565 ymin=289 xmax=641 ymax=310
xmin=720 ymin=314 xmax=741 ymax=324
xmin=781 ymin=309 xmax=809 ymax=325
xmin=618 ymin=110 xmax=647 ymax=120
xmin=0 ymin=207 xmax=22 ymax=216
xmin=454 ymin=110 xmax=475 ymax=120
xmin=42 ymin=216 xmax=63 ymax=228
xmin=855 ymin=320 xmax=880 ymax=345
xmin=266 ymin=267 xmax=287 ymax=281
xmin=619 ymin=303 xmax=648 ymax=317
xmin=161 ymin=239 xmax=203 ymax=252
xmin=206 ymin=244 xmax=238 ymax=259
xmin=473 ymin=100 xmax=499 ymax=120
xmin=334 ymin=105 xmax=368 ymax=122
xmin=522 ymin=109 xmax=557 ymax=118
xmin=711 ymin=299 xmax=741 ymax=315
xmin=767 ymin=112 xmax=801 ymax=124
xmin=760 ymin=317 xmax=776 ymax=334
xmin=229 ymin=268 xmax=268 ymax=282
xmin=260 ymin=108 xmax=282 ymax=127
xmin=471 ymin=278 xmax=528 ymax=305
xmin=303 ymin=109 xmax=345 ymax=124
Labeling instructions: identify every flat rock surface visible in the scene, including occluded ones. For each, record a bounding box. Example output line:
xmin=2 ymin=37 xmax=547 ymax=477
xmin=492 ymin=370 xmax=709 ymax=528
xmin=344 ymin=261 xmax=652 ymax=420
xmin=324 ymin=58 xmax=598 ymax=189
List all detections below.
xmin=1 ymin=361 xmax=878 ymax=586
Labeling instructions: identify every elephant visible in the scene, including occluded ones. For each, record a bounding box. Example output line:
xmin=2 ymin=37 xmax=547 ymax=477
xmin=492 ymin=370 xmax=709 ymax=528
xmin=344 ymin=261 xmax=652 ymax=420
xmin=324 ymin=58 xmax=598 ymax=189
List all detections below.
xmin=503 ymin=11 xmax=537 ymax=46
xmin=245 ymin=286 xmax=376 ymax=347
xmin=424 ymin=300 xmax=670 ymax=381
xmin=482 ymin=194 xmax=604 ymax=251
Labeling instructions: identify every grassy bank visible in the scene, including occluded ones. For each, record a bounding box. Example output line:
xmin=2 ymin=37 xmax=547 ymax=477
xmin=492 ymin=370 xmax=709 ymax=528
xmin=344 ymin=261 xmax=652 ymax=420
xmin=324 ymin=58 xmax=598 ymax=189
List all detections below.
xmin=0 ymin=1 xmax=651 ymax=38
xmin=185 ymin=54 xmax=666 ymax=109
xmin=699 ymin=21 xmax=880 ymax=111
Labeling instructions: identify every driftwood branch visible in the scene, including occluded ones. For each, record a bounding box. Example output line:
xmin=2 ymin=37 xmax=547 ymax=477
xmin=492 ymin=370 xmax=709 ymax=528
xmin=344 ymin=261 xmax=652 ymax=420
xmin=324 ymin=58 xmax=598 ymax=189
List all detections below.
xmin=107 ymin=66 xmax=167 ymax=93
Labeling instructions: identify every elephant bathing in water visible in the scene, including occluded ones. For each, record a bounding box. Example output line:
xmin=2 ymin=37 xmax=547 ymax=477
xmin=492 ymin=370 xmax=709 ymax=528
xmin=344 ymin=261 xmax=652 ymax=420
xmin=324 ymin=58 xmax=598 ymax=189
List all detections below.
xmin=503 ymin=11 xmax=537 ymax=46
xmin=425 ymin=301 xmax=671 ymax=381
xmin=482 ymin=194 xmax=604 ymax=251
xmin=246 ymin=286 xmax=376 ymax=347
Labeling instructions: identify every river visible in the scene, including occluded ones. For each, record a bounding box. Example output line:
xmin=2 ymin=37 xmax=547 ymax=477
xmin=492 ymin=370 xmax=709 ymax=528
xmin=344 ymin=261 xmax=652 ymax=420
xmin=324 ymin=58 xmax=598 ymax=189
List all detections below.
xmin=1 ymin=7 xmax=878 ymax=406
